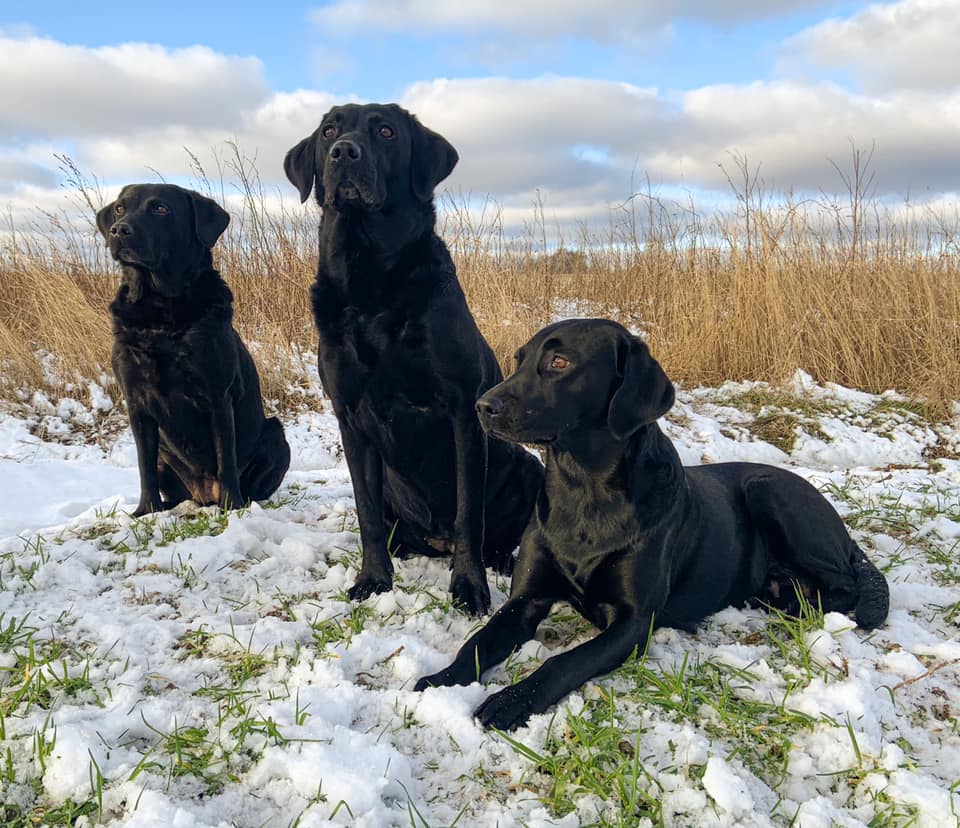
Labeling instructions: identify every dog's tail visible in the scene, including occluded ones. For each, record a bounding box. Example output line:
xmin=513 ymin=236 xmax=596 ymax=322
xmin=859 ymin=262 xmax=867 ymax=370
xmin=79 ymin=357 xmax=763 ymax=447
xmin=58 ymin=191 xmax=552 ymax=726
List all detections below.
xmin=851 ymin=546 xmax=889 ymax=630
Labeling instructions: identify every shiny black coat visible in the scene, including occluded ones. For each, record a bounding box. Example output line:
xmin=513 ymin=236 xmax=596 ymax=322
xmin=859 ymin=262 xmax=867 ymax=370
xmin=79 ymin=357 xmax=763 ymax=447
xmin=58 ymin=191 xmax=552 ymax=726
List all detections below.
xmin=285 ymin=104 xmax=542 ymax=614
xmin=98 ymin=184 xmax=289 ymax=515
xmin=417 ymin=319 xmax=889 ymax=729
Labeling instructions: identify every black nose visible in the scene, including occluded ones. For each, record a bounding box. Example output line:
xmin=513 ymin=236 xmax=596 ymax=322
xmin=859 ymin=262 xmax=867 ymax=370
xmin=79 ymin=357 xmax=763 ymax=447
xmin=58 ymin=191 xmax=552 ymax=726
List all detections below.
xmin=476 ymin=396 xmax=504 ymax=418
xmin=329 ymin=139 xmax=362 ymax=163
xmin=110 ymin=222 xmax=132 ymax=237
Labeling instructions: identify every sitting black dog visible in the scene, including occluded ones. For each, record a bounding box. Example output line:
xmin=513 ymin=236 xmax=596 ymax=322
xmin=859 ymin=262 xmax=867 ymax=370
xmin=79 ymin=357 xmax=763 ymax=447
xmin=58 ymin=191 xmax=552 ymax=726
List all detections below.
xmin=416 ymin=318 xmax=889 ymax=729
xmin=97 ymin=183 xmax=290 ymax=515
xmin=284 ymin=103 xmax=543 ymax=614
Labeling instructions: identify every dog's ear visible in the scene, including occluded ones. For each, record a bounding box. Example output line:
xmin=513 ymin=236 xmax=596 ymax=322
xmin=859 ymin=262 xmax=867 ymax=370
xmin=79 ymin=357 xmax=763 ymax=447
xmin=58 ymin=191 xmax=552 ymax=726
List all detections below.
xmin=190 ymin=192 xmax=230 ymax=249
xmin=284 ymin=131 xmax=322 ymax=204
xmin=96 ymin=186 xmax=128 ymax=239
xmin=607 ymin=332 xmax=675 ymax=440
xmin=409 ymin=119 xmax=458 ymax=202
xmin=95 ymin=201 xmax=116 ymax=239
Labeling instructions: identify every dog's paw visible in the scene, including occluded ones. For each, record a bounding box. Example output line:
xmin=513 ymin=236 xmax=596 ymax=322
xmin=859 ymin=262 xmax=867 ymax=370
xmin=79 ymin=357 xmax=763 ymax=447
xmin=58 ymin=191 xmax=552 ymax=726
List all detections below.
xmin=348 ymin=573 xmax=392 ymax=602
xmin=218 ymin=488 xmax=247 ymax=511
xmin=449 ymin=570 xmax=491 ymax=616
xmin=475 ymin=684 xmax=539 ymax=731
xmin=131 ymin=498 xmax=163 ymax=517
xmin=413 ymin=671 xmax=451 ymax=692
xmin=413 ymin=662 xmax=472 ymax=692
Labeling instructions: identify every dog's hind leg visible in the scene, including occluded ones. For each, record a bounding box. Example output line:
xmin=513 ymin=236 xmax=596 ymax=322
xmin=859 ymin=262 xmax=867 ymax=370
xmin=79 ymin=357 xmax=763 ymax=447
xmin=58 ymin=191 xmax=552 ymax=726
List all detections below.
xmin=240 ymin=417 xmax=291 ymax=502
xmin=743 ymin=471 xmax=889 ymax=629
xmin=158 ymin=461 xmax=191 ymax=510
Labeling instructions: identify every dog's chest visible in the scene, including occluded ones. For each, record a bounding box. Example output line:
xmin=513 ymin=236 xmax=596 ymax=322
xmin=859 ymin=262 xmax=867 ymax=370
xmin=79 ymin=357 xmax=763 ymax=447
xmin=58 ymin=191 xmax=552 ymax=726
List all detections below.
xmin=541 ymin=490 xmax=642 ymax=600
xmin=113 ymin=327 xmax=210 ymax=406
xmin=314 ymin=283 xmax=440 ymax=408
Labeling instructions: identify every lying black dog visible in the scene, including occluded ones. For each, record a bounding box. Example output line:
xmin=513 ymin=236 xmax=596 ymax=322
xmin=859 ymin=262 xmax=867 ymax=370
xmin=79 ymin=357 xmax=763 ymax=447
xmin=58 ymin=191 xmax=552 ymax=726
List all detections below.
xmin=97 ymin=183 xmax=290 ymax=515
xmin=284 ymin=103 xmax=542 ymax=614
xmin=416 ymin=318 xmax=889 ymax=729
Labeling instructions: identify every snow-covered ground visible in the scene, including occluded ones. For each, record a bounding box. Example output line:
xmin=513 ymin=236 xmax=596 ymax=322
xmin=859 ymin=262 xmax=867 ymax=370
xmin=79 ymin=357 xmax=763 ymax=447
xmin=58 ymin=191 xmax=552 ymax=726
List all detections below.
xmin=1 ymin=373 xmax=959 ymax=827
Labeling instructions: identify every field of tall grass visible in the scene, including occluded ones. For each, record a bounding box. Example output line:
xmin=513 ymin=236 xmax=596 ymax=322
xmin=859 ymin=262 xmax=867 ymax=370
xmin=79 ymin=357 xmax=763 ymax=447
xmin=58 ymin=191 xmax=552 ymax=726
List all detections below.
xmin=2 ymin=151 xmax=959 ymax=414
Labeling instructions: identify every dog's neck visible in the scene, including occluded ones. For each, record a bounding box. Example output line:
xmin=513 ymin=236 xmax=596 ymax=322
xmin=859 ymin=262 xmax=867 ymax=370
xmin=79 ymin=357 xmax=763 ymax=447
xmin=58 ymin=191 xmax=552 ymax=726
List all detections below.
xmin=546 ymin=423 xmax=684 ymax=504
xmin=112 ymin=259 xmax=231 ymax=328
xmin=116 ymin=250 xmax=219 ymax=303
xmin=319 ymin=201 xmax=436 ymax=267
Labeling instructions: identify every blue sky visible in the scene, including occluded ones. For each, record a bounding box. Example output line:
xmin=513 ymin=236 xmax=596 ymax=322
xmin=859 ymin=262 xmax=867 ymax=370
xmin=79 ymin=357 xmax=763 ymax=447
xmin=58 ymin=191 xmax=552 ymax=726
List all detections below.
xmin=1 ymin=1 xmax=959 ymax=230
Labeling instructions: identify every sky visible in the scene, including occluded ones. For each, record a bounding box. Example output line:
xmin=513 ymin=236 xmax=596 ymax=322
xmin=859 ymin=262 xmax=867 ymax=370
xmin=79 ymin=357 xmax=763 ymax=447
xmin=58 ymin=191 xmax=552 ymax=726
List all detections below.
xmin=2 ymin=0 xmax=960 ymax=234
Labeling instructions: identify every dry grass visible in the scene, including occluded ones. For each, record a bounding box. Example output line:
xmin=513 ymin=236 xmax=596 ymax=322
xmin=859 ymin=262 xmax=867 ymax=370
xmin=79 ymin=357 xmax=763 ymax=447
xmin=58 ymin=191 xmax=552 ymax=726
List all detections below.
xmin=2 ymin=151 xmax=959 ymax=415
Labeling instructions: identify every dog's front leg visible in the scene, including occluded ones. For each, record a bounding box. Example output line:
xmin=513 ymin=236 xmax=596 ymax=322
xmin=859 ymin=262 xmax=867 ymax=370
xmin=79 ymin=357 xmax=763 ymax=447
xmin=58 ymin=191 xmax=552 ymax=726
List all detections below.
xmin=415 ymin=593 xmax=555 ymax=690
xmin=476 ymin=612 xmax=652 ymax=731
xmin=339 ymin=422 xmax=393 ymax=601
xmin=450 ymin=410 xmax=490 ymax=614
xmin=129 ymin=410 xmax=163 ymax=516
xmin=210 ymin=393 xmax=245 ymax=509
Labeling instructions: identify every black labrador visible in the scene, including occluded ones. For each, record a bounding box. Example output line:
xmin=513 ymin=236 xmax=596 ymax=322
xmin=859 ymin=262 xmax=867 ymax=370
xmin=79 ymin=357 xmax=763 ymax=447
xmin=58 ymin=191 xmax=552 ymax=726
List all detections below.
xmin=284 ymin=103 xmax=543 ymax=614
xmin=416 ymin=318 xmax=889 ymax=729
xmin=97 ymin=183 xmax=290 ymax=515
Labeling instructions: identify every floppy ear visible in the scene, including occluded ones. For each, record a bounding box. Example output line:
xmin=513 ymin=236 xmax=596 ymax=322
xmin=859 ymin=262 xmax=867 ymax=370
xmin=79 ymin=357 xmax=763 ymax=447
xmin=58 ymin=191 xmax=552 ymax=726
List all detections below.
xmin=409 ymin=118 xmax=458 ymax=202
xmin=96 ymin=187 xmax=128 ymax=239
xmin=95 ymin=202 xmax=116 ymax=239
xmin=607 ymin=332 xmax=675 ymax=440
xmin=190 ymin=192 xmax=230 ymax=249
xmin=284 ymin=131 xmax=322 ymax=204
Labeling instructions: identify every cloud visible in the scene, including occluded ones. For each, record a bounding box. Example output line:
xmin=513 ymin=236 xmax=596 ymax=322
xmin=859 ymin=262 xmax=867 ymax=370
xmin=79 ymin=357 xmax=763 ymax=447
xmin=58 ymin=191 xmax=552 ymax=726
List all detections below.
xmin=310 ymin=0 xmax=831 ymax=42
xmin=0 ymin=33 xmax=339 ymax=198
xmin=401 ymin=77 xmax=665 ymax=198
xmin=654 ymin=80 xmax=960 ymax=194
xmin=0 ymin=36 xmax=270 ymax=141
xmin=780 ymin=0 xmax=960 ymax=92
xmin=402 ymin=75 xmax=960 ymax=203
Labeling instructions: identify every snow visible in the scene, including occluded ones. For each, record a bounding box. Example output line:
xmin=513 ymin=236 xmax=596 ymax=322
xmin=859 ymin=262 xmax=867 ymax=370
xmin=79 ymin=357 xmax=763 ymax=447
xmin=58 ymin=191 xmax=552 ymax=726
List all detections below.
xmin=1 ymin=373 xmax=959 ymax=826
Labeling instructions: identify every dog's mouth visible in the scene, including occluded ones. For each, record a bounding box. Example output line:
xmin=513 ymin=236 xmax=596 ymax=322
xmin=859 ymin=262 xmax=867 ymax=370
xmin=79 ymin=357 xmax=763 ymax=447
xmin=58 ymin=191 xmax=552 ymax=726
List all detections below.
xmin=479 ymin=413 xmax=556 ymax=446
xmin=110 ymin=241 xmax=150 ymax=267
xmin=332 ymin=182 xmax=380 ymax=210
xmin=324 ymin=170 xmax=381 ymax=210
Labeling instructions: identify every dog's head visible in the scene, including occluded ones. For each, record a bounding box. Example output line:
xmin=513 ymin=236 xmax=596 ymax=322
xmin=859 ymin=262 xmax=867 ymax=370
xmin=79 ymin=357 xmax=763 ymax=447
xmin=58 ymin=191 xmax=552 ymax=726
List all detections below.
xmin=96 ymin=183 xmax=230 ymax=297
xmin=283 ymin=103 xmax=458 ymax=211
xmin=477 ymin=319 xmax=675 ymax=445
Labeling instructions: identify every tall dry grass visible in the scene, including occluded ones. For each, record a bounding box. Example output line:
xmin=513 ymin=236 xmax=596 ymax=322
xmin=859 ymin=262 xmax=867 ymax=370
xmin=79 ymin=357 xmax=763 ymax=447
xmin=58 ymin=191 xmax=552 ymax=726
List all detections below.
xmin=1 ymin=150 xmax=959 ymax=415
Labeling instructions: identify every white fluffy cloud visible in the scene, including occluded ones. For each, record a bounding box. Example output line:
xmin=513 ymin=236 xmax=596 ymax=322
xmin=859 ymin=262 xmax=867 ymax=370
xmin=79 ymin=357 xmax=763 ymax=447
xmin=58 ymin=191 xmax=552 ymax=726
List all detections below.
xmin=402 ymin=76 xmax=960 ymax=201
xmin=0 ymin=36 xmax=271 ymax=140
xmin=0 ymin=35 xmax=339 ymax=194
xmin=780 ymin=0 xmax=960 ymax=92
xmin=652 ymin=80 xmax=960 ymax=193
xmin=311 ymin=0 xmax=830 ymax=40
xmin=402 ymin=77 xmax=664 ymax=198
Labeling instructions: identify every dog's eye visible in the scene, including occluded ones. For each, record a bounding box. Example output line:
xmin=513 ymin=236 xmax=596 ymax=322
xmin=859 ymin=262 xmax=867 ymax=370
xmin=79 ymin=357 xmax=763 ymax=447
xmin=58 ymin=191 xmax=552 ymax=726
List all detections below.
xmin=114 ymin=204 xmax=124 ymax=216
xmin=550 ymin=356 xmax=570 ymax=370
xmin=151 ymin=203 xmax=169 ymax=215
xmin=322 ymin=125 xmax=338 ymax=139
xmin=378 ymin=125 xmax=395 ymax=139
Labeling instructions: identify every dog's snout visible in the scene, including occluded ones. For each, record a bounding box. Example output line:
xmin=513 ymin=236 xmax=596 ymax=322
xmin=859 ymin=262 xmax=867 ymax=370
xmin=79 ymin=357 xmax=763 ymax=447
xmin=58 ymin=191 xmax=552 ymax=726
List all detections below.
xmin=476 ymin=396 xmax=504 ymax=418
xmin=110 ymin=221 xmax=132 ymax=237
xmin=330 ymin=139 xmax=362 ymax=163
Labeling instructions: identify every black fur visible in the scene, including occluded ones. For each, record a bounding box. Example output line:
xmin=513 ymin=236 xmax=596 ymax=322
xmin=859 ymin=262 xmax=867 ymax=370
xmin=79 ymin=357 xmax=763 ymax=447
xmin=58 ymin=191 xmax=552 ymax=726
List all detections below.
xmin=416 ymin=318 xmax=889 ymax=729
xmin=97 ymin=183 xmax=289 ymax=515
xmin=284 ymin=103 xmax=543 ymax=615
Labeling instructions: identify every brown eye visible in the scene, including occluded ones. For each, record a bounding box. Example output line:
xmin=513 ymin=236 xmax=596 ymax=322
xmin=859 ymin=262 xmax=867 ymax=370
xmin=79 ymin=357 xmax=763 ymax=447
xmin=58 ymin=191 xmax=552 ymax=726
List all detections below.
xmin=322 ymin=124 xmax=337 ymax=139
xmin=378 ymin=125 xmax=395 ymax=139
xmin=550 ymin=356 xmax=570 ymax=370
xmin=114 ymin=203 xmax=124 ymax=216
xmin=151 ymin=203 xmax=169 ymax=215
